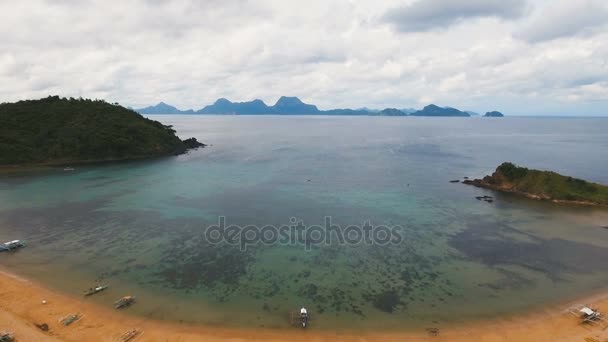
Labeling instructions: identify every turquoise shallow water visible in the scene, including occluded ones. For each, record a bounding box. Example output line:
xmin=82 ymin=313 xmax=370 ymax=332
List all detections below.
xmin=1 ymin=115 xmax=608 ymax=330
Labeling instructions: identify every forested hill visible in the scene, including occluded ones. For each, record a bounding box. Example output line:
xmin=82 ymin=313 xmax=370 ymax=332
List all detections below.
xmin=464 ymin=162 xmax=608 ymax=206
xmin=0 ymin=96 xmax=204 ymax=166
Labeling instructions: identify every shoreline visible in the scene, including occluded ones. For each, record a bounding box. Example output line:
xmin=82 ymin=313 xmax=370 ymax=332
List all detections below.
xmin=0 ymin=155 xmax=179 ymax=173
xmin=1 ymin=268 xmax=607 ymax=341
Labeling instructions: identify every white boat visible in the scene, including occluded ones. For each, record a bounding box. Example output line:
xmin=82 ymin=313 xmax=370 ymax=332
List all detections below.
xmin=84 ymin=285 xmax=108 ymax=296
xmin=0 ymin=240 xmax=25 ymax=251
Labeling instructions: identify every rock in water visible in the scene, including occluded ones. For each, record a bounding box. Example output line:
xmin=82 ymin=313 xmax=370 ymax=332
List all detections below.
xmin=182 ymin=137 xmax=206 ymax=149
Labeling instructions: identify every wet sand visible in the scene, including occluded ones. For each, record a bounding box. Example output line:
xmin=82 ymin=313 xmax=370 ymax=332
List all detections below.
xmin=1 ymin=268 xmax=607 ymax=342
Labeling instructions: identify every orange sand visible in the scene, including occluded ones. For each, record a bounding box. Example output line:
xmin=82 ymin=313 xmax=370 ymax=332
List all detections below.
xmin=1 ymin=268 xmax=607 ymax=341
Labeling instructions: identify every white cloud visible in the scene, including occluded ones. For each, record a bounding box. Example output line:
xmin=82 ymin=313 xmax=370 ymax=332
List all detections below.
xmin=438 ymin=73 xmax=467 ymax=93
xmin=0 ymin=0 xmax=607 ymax=115
xmin=383 ymin=0 xmax=527 ymax=32
xmin=516 ymin=0 xmax=608 ymax=43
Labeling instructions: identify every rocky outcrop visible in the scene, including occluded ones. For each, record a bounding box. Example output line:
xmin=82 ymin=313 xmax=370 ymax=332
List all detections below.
xmin=463 ymin=162 xmax=608 ymax=206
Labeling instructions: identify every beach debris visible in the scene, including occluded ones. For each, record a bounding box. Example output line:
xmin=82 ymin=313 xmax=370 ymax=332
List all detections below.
xmin=426 ymin=327 xmax=440 ymax=336
xmin=119 ymin=329 xmax=142 ymax=342
xmin=0 ymin=240 xmax=26 ymax=252
xmin=567 ymin=304 xmax=606 ymax=325
xmin=114 ymin=295 xmax=136 ymax=309
xmin=60 ymin=313 xmax=82 ymax=326
xmin=84 ymin=284 xmax=108 ymax=297
xmin=584 ymin=337 xmax=600 ymax=342
xmin=35 ymin=323 xmax=49 ymax=332
xmin=0 ymin=331 xmax=14 ymax=342
xmin=42 ymin=300 xmax=47 ymax=304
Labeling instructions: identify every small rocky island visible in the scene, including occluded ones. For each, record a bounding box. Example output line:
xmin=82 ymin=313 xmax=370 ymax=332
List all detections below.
xmin=483 ymin=111 xmax=504 ymax=117
xmin=463 ymin=162 xmax=608 ymax=206
xmin=0 ymin=96 xmax=205 ymax=166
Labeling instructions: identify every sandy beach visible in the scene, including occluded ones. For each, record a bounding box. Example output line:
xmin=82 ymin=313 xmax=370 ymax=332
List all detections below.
xmin=0 ymin=268 xmax=607 ymax=341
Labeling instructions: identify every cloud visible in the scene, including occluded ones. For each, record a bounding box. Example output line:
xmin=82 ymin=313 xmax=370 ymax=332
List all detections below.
xmin=516 ymin=0 xmax=608 ymax=43
xmin=0 ymin=0 xmax=607 ymax=115
xmin=383 ymin=0 xmax=527 ymax=32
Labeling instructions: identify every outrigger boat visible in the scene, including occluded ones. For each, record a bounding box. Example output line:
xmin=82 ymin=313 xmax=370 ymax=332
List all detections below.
xmin=114 ymin=295 xmax=136 ymax=309
xmin=290 ymin=307 xmax=309 ymax=328
xmin=59 ymin=313 xmax=82 ymax=326
xmin=567 ymin=304 xmax=607 ymax=325
xmin=300 ymin=307 xmax=308 ymax=328
xmin=119 ymin=329 xmax=142 ymax=342
xmin=84 ymin=285 xmax=108 ymax=297
xmin=0 ymin=331 xmax=15 ymax=342
xmin=0 ymin=240 xmax=25 ymax=252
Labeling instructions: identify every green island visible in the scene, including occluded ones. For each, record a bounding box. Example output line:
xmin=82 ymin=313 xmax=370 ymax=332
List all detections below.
xmin=0 ymin=96 xmax=205 ymax=166
xmin=463 ymin=162 xmax=608 ymax=206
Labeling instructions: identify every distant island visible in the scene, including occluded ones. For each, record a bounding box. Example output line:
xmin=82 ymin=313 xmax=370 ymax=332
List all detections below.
xmin=136 ymin=96 xmax=504 ymax=117
xmin=378 ymin=108 xmax=406 ymax=116
xmin=463 ymin=162 xmax=608 ymax=206
xmin=410 ymin=104 xmax=469 ymax=117
xmin=484 ymin=111 xmax=504 ymax=117
xmin=0 ymin=96 xmax=205 ymax=166
xmin=136 ymin=102 xmax=195 ymax=115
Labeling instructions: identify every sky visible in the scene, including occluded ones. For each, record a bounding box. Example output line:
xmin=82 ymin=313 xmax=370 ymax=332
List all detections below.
xmin=1 ymin=0 xmax=607 ymax=116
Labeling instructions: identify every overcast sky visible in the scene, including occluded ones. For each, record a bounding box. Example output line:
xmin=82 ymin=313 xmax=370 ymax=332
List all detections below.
xmin=1 ymin=0 xmax=607 ymax=115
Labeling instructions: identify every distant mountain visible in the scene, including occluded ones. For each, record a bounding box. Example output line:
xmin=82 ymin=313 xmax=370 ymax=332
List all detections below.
xmin=378 ymin=108 xmax=406 ymax=116
xmin=196 ymin=96 xmax=321 ymax=115
xmin=273 ymin=96 xmax=319 ymax=114
xmin=484 ymin=111 xmax=505 ymax=117
xmin=198 ymin=98 xmax=271 ymax=114
xmin=135 ymin=98 xmax=502 ymax=117
xmin=411 ymin=104 xmax=470 ymax=117
xmin=400 ymin=108 xmax=417 ymax=114
xmin=136 ymin=102 xmax=194 ymax=114
xmin=356 ymin=107 xmax=381 ymax=113
xmin=465 ymin=111 xmax=480 ymax=116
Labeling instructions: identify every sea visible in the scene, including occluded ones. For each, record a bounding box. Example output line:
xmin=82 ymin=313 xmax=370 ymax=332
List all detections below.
xmin=1 ymin=115 xmax=608 ymax=330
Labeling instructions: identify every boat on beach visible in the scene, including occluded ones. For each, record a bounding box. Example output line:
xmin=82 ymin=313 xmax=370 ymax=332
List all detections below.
xmin=0 ymin=331 xmax=14 ymax=342
xmin=0 ymin=240 xmax=25 ymax=252
xmin=119 ymin=329 xmax=142 ymax=342
xmin=59 ymin=313 xmax=82 ymax=326
xmin=84 ymin=285 xmax=108 ymax=297
xmin=114 ymin=295 xmax=136 ymax=309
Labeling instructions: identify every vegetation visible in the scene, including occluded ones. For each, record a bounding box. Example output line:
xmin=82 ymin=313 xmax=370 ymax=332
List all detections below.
xmin=378 ymin=108 xmax=406 ymax=116
xmin=410 ymin=104 xmax=470 ymax=117
xmin=466 ymin=162 xmax=608 ymax=205
xmin=0 ymin=96 xmax=202 ymax=165
xmin=484 ymin=111 xmax=504 ymax=117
